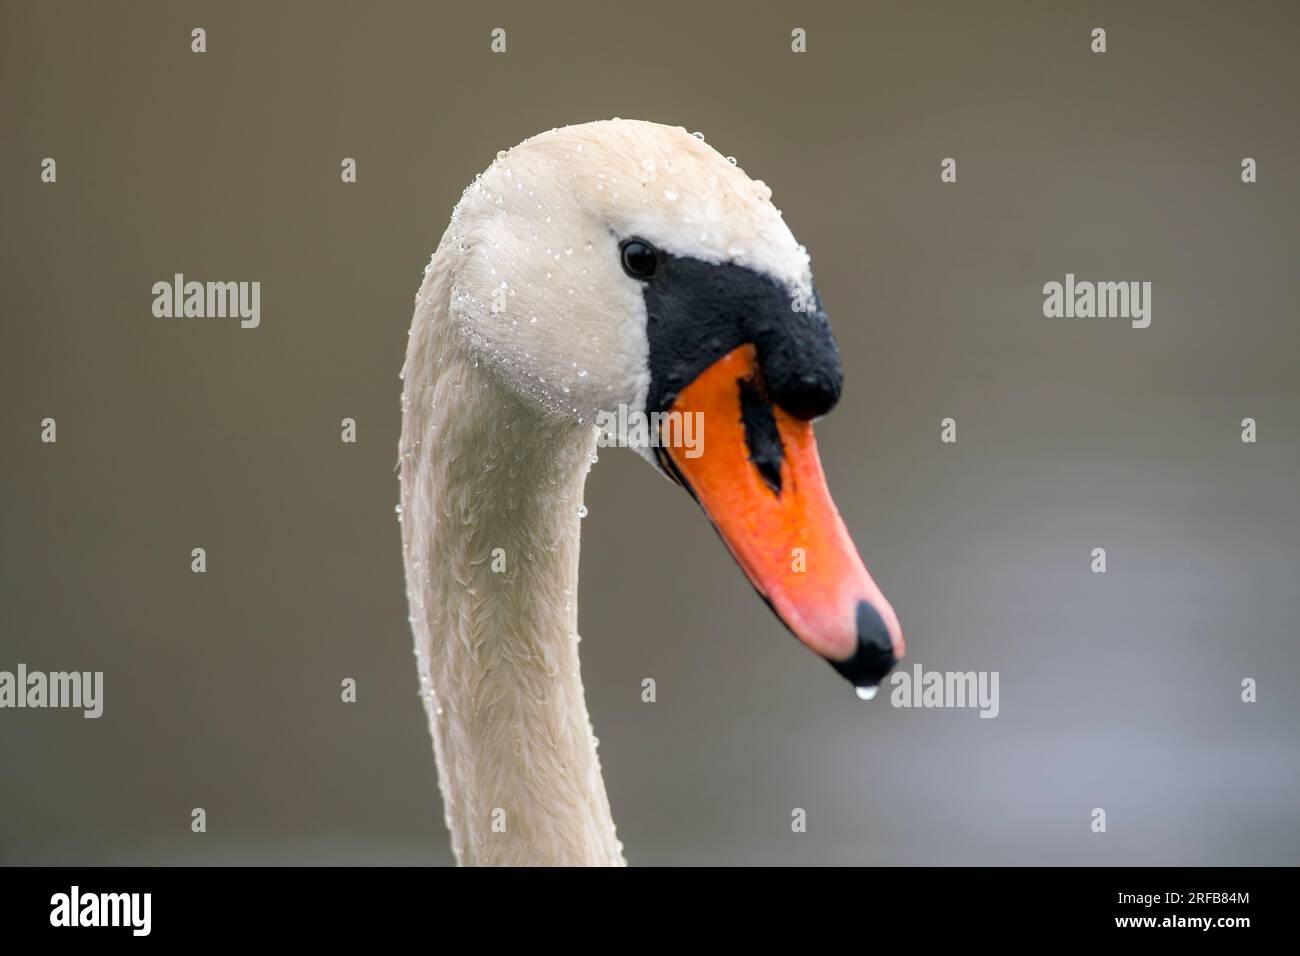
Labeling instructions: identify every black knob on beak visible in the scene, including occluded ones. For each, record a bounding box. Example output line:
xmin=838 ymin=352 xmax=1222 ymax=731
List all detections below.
xmin=750 ymin=292 xmax=843 ymax=421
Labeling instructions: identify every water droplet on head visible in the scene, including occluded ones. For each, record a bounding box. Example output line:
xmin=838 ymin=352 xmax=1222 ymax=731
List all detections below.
xmin=855 ymin=685 xmax=878 ymax=701
xmin=578 ymin=504 xmax=588 ymax=518
xmin=663 ymin=188 xmax=678 ymax=201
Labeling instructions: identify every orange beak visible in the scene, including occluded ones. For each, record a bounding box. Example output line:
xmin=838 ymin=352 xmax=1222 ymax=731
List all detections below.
xmin=659 ymin=345 xmax=904 ymax=688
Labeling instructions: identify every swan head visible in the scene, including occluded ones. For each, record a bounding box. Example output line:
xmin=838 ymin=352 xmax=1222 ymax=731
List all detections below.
xmin=431 ymin=119 xmax=904 ymax=690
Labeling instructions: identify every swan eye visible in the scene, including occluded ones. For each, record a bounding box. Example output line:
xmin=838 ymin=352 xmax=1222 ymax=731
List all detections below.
xmin=620 ymin=239 xmax=658 ymax=279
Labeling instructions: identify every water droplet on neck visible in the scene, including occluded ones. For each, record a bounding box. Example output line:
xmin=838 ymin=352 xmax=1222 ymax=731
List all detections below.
xmin=854 ymin=685 xmax=878 ymax=701
xmin=578 ymin=504 xmax=588 ymax=518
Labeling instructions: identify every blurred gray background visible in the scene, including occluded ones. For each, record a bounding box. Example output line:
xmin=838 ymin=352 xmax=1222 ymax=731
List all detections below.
xmin=1 ymin=0 xmax=1297 ymax=865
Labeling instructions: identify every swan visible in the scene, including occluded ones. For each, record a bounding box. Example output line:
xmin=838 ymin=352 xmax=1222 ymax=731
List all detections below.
xmin=398 ymin=119 xmax=905 ymax=866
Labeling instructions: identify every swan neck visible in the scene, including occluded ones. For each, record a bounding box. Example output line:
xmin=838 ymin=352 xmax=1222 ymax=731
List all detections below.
xmin=400 ymin=325 xmax=623 ymax=866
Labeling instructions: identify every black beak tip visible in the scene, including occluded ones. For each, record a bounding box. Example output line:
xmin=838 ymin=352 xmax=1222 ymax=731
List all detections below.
xmin=828 ymin=600 xmax=897 ymax=689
